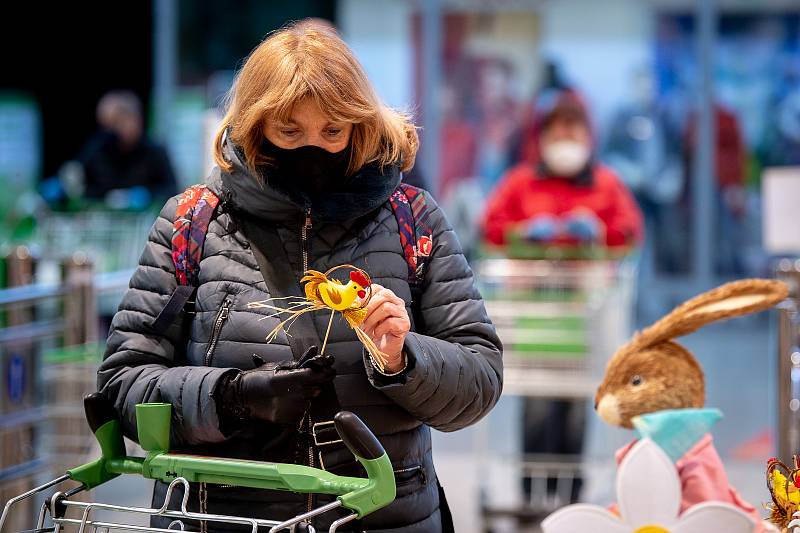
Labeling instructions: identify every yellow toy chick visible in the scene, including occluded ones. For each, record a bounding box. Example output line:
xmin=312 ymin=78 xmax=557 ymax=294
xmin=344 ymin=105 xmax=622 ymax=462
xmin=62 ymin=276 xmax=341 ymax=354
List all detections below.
xmin=249 ymin=265 xmax=392 ymax=371
xmin=767 ymin=456 xmax=800 ymax=529
xmin=772 ymin=469 xmax=800 ymax=505
xmin=302 ymin=269 xmax=369 ymax=311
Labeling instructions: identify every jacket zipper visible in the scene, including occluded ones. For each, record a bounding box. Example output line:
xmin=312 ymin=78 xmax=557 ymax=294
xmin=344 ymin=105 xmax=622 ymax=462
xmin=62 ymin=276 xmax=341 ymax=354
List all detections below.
xmin=300 ymin=207 xmax=314 ymax=517
xmin=307 ymin=420 xmax=315 ymax=515
xmin=301 ymin=207 xmax=312 ymax=272
xmin=199 ymin=298 xmax=235 ymax=502
xmin=204 ymin=297 xmax=232 ymax=366
xmin=393 ymin=465 xmax=427 ymax=486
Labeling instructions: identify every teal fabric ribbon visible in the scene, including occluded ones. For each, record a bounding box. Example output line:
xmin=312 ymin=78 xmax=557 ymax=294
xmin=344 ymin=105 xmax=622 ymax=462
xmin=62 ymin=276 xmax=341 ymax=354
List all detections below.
xmin=632 ymin=408 xmax=723 ymax=463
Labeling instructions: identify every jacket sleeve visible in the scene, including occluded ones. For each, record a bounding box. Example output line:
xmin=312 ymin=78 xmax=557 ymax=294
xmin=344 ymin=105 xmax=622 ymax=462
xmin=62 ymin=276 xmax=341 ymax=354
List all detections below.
xmin=366 ymin=192 xmax=504 ymax=432
xmin=482 ymin=168 xmax=526 ymax=246
xmin=97 ymin=197 xmax=236 ymax=447
xmin=602 ymin=170 xmax=644 ymax=247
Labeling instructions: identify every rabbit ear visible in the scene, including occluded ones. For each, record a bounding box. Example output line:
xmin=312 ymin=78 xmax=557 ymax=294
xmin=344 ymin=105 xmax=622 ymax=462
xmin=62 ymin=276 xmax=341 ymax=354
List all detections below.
xmin=634 ymin=279 xmax=788 ymax=348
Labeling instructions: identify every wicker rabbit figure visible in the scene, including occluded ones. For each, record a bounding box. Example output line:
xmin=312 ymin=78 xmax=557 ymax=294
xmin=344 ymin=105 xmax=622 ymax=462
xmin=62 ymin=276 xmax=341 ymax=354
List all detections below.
xmin=595 ymin=279 xmax=788 ymax=526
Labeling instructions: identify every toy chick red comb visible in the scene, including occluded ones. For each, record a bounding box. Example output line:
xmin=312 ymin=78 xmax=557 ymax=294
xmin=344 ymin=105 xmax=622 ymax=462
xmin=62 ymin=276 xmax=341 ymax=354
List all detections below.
xmin=349 ymin=270 xmax=371 ymax=288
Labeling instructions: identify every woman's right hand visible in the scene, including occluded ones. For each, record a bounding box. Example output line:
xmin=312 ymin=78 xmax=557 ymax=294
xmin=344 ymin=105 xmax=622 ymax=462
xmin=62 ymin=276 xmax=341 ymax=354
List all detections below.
xmin=218 ymin=346 xmax=336 ymax=426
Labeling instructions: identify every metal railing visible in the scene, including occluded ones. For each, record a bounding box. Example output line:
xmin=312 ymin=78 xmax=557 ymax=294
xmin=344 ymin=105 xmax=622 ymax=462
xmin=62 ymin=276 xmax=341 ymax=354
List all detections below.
xmin=777 ymin=259 xmax=800 ymax=463
xmin=0 ymin=246 xmax=132 ymax=524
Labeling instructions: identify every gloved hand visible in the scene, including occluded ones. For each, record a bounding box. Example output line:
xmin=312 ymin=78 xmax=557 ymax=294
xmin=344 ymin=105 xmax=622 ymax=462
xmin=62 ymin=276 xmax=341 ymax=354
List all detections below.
xmin=217 ymin=346 xmax=336 ymax=427
xmin=521 ymin=214 xmax=559 ymax=242
xmin=562 ymin=210 xmax=602 ymax=243
xmin=126 ymin=186 xmax=152 ymax=210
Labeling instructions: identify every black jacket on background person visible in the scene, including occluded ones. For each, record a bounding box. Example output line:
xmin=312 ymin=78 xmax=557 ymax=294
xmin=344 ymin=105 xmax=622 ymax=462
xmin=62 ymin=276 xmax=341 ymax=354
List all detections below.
xmin=97 ymin=138 xmax=503 ymax=532
xmin=79 ymin=130 xmax=178 ymax=201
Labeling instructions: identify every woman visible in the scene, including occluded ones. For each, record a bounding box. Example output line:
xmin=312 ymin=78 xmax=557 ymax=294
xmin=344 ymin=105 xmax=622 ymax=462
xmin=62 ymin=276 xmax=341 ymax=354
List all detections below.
xmin=98 ymin=20 xmax=502 ymax=532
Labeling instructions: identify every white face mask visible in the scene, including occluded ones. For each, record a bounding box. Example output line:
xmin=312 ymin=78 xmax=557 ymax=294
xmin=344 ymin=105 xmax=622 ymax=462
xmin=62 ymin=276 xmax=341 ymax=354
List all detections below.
xmin=540 ymin=140 xmax=591 ymax=176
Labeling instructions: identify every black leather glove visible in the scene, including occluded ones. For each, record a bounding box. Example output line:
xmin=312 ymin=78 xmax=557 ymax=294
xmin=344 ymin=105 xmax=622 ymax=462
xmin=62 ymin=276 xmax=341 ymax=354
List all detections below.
xmin=217 ymin=346 xmax=336 ymax=427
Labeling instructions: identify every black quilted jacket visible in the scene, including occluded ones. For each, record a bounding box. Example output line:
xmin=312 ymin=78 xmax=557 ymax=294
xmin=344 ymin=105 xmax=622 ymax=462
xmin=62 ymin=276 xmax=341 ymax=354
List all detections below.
xmin=98 ymin=140 xmax=503 ymax=532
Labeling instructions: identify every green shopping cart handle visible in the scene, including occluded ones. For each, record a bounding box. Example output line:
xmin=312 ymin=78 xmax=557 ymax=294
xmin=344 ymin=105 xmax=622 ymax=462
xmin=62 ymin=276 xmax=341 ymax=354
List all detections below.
xmin=68 ymin=394 xmax=395 ymax=518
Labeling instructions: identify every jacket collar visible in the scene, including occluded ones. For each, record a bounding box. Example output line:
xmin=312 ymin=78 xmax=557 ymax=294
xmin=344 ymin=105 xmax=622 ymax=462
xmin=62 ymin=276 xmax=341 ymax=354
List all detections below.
xmin=208 ymin=137 xmax=402 ymax=223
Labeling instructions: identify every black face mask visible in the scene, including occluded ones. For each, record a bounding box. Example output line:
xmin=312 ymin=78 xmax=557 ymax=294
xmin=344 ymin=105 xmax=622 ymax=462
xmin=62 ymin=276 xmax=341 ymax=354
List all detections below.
xmin=261 ymin=138 xmax=351 ymax=200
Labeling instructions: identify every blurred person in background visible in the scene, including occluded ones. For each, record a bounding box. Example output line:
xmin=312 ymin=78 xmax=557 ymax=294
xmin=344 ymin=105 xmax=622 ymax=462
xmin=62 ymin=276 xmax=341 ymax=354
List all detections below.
xmin=683 ymin=104 xmax=747 ymax=275
xmin=474 ymin=58 xmax=520 ymax=194
xmin=604 ymin=68 xmax=683 ymax=318
xmin=437 ymin=83 xmax=477 ymax=203
xmin=98 ymin=20 xmax=502 ymax=533
xmin=483 ymin=88 xmax=643 ymax=251
xmin=604 ymin=68 xmax=684 ymax=224
xmin=482 ymin=88 xmax=642 ymax=503
xmin=77 ymin=90 xmax=178 ymax=209
xmin=437 ymin=83 xmax=482 ymax=260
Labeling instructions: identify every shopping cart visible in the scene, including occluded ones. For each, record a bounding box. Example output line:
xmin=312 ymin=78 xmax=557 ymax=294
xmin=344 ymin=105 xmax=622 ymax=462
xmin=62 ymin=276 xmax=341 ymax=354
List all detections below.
xmin=474 ymin=257 xmax=636 ymax=532
xmin=35 ymin=211 xmax=154 ymax=274
xmin=34 ymin=210 xmax=154 ymax=317
xmin=1 ymin=394 xmax=396 ymax=533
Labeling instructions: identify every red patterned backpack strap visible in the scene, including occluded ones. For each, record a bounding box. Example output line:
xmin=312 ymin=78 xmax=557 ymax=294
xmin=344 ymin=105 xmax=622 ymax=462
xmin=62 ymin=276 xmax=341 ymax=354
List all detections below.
xmin=171 ymin=185 xmax=220 ymax=286
xmin=151 ymin=185 xmax=220 ymax=334
xmin=389 ymin=183 xmax=435 ymax=299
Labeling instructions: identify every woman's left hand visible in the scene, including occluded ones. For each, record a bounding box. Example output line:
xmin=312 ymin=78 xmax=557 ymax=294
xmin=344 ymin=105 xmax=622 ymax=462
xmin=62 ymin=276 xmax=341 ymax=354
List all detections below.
xmin=362 ymin=284 xmax=411 ymax=373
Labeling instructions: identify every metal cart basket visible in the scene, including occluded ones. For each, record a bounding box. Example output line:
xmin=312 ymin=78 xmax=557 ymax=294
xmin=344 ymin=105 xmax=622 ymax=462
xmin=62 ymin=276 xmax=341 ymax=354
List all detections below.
xmin=477 ymin=258 xmax=635 ymax=398
xmin=34 ymin=210 xmax=154 ymax=317
xmin=2 ymin=394 xmax=396 ymax=533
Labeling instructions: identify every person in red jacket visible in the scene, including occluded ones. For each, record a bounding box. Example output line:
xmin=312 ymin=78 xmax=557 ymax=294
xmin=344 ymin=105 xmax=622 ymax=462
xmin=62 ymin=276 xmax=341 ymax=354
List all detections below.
xmin=485 ymin=88 xmax=644 ymax=505
xmin=483 ymin=88 xmax=643 ymax=251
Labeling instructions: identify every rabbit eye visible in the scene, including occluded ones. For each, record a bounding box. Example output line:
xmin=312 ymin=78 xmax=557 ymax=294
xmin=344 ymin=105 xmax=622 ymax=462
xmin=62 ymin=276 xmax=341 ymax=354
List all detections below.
xmin=630 ymin=375 xmax=644 ymax=386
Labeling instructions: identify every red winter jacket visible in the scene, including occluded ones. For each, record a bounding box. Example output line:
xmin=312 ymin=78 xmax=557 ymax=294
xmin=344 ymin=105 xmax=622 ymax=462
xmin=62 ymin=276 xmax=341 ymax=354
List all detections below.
xmin=482 ymin=162 xmax=643 ymax=248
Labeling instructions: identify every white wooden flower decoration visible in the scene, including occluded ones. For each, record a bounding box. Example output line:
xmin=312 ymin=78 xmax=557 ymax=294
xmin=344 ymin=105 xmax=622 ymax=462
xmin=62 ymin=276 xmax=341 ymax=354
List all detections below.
xmin=788 ymin=511 xmax=800 ymax=532
xmin=542 ymin=439 xmax=755 ymax=533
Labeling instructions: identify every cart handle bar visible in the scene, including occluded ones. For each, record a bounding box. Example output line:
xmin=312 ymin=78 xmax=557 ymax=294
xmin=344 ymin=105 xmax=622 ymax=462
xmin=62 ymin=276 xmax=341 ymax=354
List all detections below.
xmin=66 ymin=393 xmax=395 ymax=519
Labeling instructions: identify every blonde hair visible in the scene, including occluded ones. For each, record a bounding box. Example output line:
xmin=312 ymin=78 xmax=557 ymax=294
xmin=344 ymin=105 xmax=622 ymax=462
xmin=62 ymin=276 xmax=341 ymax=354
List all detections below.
xmin=214 ymin=19 xmax=418 ymax=176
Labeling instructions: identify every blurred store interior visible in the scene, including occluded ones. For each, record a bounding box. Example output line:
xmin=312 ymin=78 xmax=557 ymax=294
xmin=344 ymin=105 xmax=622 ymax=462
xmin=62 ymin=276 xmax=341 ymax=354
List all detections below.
xmin=2 ymin=1 xmax=800 ymax=531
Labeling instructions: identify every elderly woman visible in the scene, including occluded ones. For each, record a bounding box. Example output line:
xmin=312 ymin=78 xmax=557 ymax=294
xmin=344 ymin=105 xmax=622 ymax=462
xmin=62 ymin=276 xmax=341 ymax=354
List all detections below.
xmin=98 ymin=20 xmax=502 ymax=533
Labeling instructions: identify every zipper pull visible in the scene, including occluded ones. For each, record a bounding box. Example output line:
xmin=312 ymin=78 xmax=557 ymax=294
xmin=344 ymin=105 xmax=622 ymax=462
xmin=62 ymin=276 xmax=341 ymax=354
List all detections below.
xmin=219 ymin=297 xmax=232 ymax=319
xmin=302 ymin=208 xmax=313 ymax=273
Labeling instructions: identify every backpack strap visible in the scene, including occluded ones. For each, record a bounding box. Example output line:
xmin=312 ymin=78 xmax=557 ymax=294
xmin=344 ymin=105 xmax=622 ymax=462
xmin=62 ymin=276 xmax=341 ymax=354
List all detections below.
xmin=390 ymin=183 xmax=434 ymax=298
xmin=390 ymin=183 xmax=435 ymax=334
xmin=151 ymin=185 xmax=220 ymax=334
xmin=172 ymin=185 xmax=221 ymax=286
